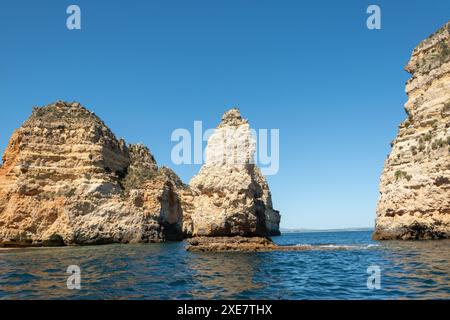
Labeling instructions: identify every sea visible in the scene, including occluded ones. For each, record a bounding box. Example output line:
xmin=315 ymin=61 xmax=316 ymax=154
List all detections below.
xmin=0 ymin=231 xmax=449 ymax=300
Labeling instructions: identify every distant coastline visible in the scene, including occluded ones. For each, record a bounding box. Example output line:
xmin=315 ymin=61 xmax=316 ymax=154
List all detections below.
xmin=280 ymin=227 xmax=374 ymax=234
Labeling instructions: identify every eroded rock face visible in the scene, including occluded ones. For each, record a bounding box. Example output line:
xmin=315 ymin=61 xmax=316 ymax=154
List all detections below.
xmin=0 ymin=102 xmax=281 ymax=246
xmin=185 ymin=108 xmax=281 ymax=237
xmin=374 ymin=22 xmax=450 ymax=240
xmin=0 ymin=101 xmax=186 ymax=246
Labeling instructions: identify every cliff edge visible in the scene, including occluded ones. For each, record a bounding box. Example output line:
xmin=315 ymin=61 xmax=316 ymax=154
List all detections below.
xmin=374 ymin=21 xmax=450 ymax=240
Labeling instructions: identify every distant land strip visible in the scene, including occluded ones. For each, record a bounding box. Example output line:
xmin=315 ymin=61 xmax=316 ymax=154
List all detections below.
xmin=280 ymin=228 xmax=375 ymax=234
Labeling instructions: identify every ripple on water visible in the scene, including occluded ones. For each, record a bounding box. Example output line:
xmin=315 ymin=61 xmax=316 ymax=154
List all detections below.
xmin=0 ymin=232 xmax=449 ymax=299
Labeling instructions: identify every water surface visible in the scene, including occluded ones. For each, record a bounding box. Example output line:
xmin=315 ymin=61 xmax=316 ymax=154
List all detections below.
xmin=0 ymin=231 xmax=449 ymax=299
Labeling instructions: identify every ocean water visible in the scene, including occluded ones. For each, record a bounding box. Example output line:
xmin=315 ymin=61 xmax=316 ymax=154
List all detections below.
xmin=0 ymin=231 xmax=449 ymax=300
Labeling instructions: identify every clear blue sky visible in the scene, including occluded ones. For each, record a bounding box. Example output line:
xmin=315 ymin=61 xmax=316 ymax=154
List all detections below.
xmin=1 ymin=1 xmax=449 ymax=229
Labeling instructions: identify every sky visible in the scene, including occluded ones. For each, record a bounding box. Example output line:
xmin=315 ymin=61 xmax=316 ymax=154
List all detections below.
xmin=0 ymin=0 xmax=449 ymax=229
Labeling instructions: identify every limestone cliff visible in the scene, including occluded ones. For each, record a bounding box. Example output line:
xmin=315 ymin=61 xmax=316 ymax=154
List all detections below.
xmin=0 ymin=102 xmax=281 ymax=246
xmin=374 ymin=21 xmax=450 ymax=240
xmin=0 ymin=101 xmax=186 ymax=246
xmin=186 ymin=108 xmax=281 ymax=237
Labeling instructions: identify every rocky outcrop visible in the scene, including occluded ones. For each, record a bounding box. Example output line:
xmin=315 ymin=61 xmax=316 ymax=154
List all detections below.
xmin=185 ymin=108 xmax=281 ymax=237
xmin=0 ymin=101 xmax=186 ymax=246
xmin=0 ymin=102 xmax=282 ymax=247
xmin=374 ymin=22 xmax=450 ymax=240
xmin=186 ymin=237 xmax=352 ymax=252
xmin=186 ymin=236 xmax=278 ymax=252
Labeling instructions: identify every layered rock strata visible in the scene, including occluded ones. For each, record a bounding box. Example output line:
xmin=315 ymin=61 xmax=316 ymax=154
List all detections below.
xmin=0 ymin=103 xmax=282 ymax=247
xmin=186 ymin=108 xmax=281 ymax=237
xmin=0 ymin=102 xmax=186 ymax=246
xmin=374 ymin=21 xmax=450 ymax=240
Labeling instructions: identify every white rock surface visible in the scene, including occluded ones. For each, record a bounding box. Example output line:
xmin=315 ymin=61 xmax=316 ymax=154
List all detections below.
xmin=186 ymin=108 xmax=281 ymax=237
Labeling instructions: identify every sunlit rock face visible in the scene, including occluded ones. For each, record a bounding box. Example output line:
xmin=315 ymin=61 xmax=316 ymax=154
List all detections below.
xmin=0 ymin=101 xmax=186 ymax=246
xmin=374 ymin=22 xmax=450 ymax=240
xmin=186 ymin=108 xmax=281 ymax=237
xmin=0 ymin=102 xmax=281 ymax=247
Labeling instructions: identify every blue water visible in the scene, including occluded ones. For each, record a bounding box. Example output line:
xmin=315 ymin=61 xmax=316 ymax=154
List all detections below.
xmin=0 ymin=231 xmax=449 ymax=300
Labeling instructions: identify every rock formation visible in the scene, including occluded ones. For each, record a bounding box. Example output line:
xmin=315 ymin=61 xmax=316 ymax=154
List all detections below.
xmin=0 ymin=101 xmax=187 ymax=246
xmin=185 ymin=108 xmax=281 ymax=237
xmin=374 ymin=21 xmax=450 ymax=240
xmin=0 ymin=102 xmax=281 ymax=247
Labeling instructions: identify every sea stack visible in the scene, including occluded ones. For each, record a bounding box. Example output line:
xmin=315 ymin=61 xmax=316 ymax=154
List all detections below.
xmin=0 ymin=101 xmax=186 ymax=246
xmin=185 ymin=108 xmax=281 ymax=241
xmin=374 ymin=21 xmax=450 ymax=240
